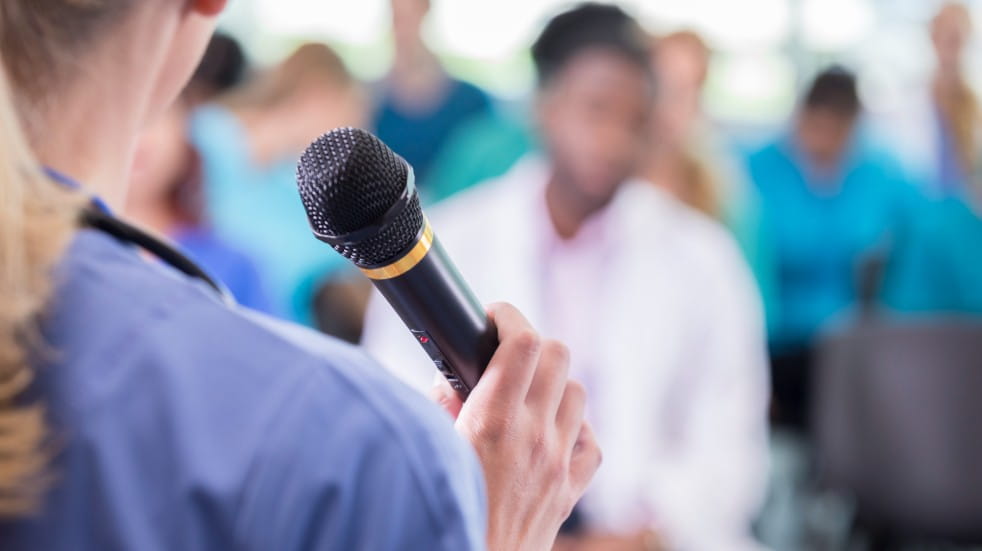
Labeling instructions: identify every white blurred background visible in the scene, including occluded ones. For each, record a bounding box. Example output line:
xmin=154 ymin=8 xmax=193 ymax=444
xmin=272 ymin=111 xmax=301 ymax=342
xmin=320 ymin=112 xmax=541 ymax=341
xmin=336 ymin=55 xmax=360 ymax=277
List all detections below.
xmin=219 ymin=0 xmax=982 ymax=126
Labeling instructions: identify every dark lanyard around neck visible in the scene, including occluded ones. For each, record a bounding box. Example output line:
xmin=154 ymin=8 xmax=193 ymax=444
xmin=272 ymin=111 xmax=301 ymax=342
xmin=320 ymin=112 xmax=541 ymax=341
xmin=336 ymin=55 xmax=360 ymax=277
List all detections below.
xmin=46 ymin=167 xmax=234 ymax=305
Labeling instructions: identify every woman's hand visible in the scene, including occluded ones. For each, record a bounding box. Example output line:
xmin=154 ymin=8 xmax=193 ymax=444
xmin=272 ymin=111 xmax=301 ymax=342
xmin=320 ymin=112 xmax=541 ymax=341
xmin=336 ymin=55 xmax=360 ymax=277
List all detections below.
xmin=431 ymin=303 xmax=602 ymax=551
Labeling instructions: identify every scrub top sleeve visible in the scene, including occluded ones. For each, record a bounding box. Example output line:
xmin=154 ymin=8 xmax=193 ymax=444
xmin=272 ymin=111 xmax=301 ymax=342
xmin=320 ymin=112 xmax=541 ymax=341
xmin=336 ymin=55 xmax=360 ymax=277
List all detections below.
xmin=234 ymin=359 xmax=488 ymax=551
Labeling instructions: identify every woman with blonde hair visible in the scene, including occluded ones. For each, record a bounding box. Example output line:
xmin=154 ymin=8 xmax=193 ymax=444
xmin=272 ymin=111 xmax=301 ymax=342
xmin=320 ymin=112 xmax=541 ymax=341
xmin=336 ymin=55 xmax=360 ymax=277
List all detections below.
xmin=0 ymin=1 xmax=599 ymax=549
xmin=879 ymin=2 xmax=981 ymax=196
xmin=0 ymin=39 xmax=81 ymax=519
xmin=643 ymin=29 xmax=778 ymax=335
xmin=931 ymin=2 xmax=981 ymax=193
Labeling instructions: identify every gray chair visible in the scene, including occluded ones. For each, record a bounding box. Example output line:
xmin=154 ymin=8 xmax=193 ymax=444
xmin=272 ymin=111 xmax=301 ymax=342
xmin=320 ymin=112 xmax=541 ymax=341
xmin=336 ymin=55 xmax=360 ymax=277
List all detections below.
xmin=813 ymin=319 xmax=982 ymax=546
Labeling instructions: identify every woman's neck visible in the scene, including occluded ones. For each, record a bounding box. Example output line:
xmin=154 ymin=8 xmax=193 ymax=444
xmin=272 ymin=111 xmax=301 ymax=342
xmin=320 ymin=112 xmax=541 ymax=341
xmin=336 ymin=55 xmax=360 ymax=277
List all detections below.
xmin=34 ymin=93 xmax=142 ymax=209
xmin=934 ymin=69 xmax=965 ymax=98
xmin=390 ymin=44 xmax=447 ymax=109
xmin=393 ymin=39 xmax=436 ymax=76
xmin=30 ymin=7 xmax=178 ymax=210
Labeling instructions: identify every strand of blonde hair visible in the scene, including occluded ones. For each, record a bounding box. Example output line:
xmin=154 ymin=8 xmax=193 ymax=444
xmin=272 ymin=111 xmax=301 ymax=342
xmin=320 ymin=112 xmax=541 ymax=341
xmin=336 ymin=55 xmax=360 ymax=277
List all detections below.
xmin=0 ymin=58 xmax=80 ymax=516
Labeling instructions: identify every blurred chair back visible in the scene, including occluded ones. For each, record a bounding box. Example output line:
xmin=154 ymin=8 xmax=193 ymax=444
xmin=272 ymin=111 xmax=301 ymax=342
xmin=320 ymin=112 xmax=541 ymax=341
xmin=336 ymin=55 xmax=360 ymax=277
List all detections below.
xmin=814 ymin=319 xmax=982 ymax=543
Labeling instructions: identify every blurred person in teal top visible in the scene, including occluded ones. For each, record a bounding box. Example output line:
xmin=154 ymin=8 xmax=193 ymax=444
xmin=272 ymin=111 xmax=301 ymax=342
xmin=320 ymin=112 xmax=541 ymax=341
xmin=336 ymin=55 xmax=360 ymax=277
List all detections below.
xmin=747 ymin=68 xmax=919 ymax=428
xmin=423 ymin=105 xmax=537 ymax=204
xmin=190 ymin=44 xmax=368 ymax=323
xmin=372 ymin=0 xmax=492 ymax=187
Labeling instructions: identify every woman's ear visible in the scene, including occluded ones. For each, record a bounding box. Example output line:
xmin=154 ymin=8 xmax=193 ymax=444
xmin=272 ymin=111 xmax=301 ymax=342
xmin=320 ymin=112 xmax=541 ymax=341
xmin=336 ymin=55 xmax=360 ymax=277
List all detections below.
xmin=189 ymin=0 xmax=227 ymax=17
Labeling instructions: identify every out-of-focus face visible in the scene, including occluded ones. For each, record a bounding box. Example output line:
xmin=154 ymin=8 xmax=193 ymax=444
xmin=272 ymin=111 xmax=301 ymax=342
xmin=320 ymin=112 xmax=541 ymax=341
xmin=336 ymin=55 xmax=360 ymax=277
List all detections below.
xmin=932 ymin=5 xmax=972 ymax=75
xmin=539 ymin=49 xmax=654 ymax=209
xmin=653 ymin=38 xmax=708 ymax=144
xmin=391 ymin=0 xmax=429 ymax=48
xmin=129 ymin=104 xmax=190 ymax=207
xmin=277 ymin=80 xmax=369 ymax=152
xmin=795 ymin=107 xmax=856 ymax=173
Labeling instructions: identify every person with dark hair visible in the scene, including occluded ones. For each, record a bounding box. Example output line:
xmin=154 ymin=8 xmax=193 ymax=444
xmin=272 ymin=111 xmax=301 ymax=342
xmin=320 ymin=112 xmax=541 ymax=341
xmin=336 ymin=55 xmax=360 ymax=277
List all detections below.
xmin=796 ymin=67 xmax=862 ymax=176
xmin=126 ymin=33 xmax=274 ymax=314
xmin=747 ymin=67 xmax=918 ymax=429
xmin=185 ymin=31 xmax=247 ymax=105
xmin=363 ymin=4 xmax=770 ymax=550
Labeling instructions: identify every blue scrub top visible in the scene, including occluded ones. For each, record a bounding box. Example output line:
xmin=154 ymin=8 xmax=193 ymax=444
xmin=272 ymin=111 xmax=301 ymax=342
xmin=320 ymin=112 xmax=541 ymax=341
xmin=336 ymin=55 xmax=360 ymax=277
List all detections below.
xmin=747 ymin=135 xmax=919 ymax=350
xmin=1 ymin=229 xmax=487 ymax=550
xmin=174 ymin=225 xmax=277 ymax=316
xmin=884 ymin=196 xmax=982 ymax=315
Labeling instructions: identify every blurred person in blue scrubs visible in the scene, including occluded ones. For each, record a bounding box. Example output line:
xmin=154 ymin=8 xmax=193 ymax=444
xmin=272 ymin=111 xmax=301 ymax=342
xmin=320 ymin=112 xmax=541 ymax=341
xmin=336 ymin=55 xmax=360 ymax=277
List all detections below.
xmin=747 ymin=67 xmax=918 ymax=429
xmin=423 ymin=106 xmax=537 ymax=204
xmin=372 ymin=0 xmax=492 ymax=187
xmin=127 ymin=43 xmax=274 ymax=313
xmin=0 ymin=1 xmax=603 ymax=549
xmin=876 ymin=2 xmax=980 ymax=197
xmin=191 ymin=43 xmax=368 ymax=323
xmin=364 ymin=5 xmax=770 ymax=550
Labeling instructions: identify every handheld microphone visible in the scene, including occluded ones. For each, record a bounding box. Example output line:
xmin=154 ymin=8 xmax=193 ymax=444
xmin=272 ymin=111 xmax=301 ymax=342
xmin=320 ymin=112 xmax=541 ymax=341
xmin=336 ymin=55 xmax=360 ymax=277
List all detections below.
xmin=296 ymin=127 xmax=497 ymax=398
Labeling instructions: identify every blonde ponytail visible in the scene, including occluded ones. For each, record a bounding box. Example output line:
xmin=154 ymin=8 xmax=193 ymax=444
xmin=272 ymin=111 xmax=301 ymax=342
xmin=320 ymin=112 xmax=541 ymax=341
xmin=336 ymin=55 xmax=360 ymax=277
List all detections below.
xmin=0 ymin=60 xmax=80 ymax=515
xmin=0 ymin=0 xmax=134 ymax=517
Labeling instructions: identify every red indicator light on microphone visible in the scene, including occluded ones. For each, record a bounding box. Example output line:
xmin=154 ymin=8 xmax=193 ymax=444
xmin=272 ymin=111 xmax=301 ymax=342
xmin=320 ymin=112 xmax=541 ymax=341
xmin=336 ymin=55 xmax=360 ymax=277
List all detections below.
xmin=419 ymin=336 xmax=430 ymax=344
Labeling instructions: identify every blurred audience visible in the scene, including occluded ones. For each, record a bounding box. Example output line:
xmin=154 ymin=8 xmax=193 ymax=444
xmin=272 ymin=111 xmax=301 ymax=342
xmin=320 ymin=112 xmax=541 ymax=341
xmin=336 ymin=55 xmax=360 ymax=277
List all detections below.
xmin=362 ymin=5 xmax=770 ymax=550
xmin=372 ymin=0 xmax=492 ymax=187
xmin=747 ymin=67 xmax=916 ymax=430
xmin=190 ymin=43 xmax=369 ymax=324
xmin=642 ymin=30 xmax=778 ymax=332
xmin=423 ymin=106 xmax=536 ymax=204
xmin=871 ymin=2 xmax=982 ymax=320
xmin=878 ymin=2 xmax=980 ymax=197
xmin=126 ymin=33 xmax=274 ymax=314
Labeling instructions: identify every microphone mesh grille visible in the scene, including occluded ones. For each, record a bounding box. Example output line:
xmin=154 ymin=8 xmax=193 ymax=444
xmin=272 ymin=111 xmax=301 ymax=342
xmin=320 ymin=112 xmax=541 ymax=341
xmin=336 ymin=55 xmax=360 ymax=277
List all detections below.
xmin=296 ymin=127 xmax=424 ymax=267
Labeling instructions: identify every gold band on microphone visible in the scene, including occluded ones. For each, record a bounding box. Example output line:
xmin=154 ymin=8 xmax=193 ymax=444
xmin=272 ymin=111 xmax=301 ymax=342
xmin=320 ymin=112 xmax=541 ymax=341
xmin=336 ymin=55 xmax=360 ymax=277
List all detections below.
xmin=360 ymin=221 xmax=434 ymax=280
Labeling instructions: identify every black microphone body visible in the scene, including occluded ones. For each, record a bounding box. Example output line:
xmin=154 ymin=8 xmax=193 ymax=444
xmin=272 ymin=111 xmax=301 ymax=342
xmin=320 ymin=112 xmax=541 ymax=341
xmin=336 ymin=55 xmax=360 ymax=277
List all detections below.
xmin=371 ymin=236 xmax=496 ymax=394
xmin=296 ymin=127 xmax=497 ymax=398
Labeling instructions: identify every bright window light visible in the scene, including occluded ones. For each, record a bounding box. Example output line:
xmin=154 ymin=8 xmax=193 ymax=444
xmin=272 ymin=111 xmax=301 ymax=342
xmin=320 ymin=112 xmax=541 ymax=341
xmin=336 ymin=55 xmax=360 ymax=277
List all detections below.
xmin=429 ymin=0 xmax=564 ymax=59
xmin=802 ymin=0 xmax=875 ymax=51
xmin=635 ymin=0 xmax=790 ymax=49
xmin=254 ymin=0 xmax=387 ymax=45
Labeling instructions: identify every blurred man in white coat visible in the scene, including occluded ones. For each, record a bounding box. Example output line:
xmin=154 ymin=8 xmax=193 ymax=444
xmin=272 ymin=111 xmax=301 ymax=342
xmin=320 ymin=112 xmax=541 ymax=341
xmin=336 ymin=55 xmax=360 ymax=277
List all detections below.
xmin=362 ymin=4 xmax=770 ymax=550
